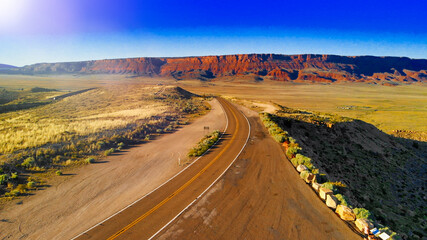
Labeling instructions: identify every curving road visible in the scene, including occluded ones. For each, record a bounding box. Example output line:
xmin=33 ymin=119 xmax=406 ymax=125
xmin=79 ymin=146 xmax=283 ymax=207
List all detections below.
xmin=154 ymin=103 xmax=362 ymax=240
xmin=74 ymin=97 xmax=250 ymax=240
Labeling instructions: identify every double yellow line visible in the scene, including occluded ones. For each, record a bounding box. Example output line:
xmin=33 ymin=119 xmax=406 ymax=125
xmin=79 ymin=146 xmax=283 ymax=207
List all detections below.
xmin=107 ymin=100 xmax=240 ymax=240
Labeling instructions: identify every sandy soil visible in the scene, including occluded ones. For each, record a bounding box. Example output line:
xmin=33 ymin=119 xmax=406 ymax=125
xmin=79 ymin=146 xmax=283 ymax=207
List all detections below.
xmin=155 ymin=103 xmax=362 ymax=240
xmin=0 ymin=99 xmax=226 ymax=240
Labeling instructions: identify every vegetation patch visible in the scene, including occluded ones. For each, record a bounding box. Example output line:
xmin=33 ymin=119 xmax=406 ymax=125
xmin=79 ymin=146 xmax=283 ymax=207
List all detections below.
xmin=259 ymin=105 xmax=424 ymax=239
xmin=188 ymin=130 xmax=221 ymax=157
xmin=0 ymin=85 xmax=208 ymax=201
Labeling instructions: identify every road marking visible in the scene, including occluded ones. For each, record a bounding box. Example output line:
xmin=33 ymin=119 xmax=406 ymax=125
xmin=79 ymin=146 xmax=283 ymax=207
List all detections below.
xmin=107 ymin=100 xmax=240 ymax=240
xmin=71 ymin=98 xmax=229 ymax=240
xmin=148 ymin=101 xmax=251 ymax=240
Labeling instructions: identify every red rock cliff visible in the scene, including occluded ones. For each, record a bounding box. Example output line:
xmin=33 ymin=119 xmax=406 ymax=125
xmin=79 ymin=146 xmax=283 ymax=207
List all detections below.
xmin=8 ymin=54 xmax=427 ymax=84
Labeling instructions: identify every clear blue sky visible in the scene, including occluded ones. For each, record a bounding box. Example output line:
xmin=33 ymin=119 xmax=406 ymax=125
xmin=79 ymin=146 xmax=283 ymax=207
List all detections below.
xmin=0 ymin=0 xmax=426 ymax=66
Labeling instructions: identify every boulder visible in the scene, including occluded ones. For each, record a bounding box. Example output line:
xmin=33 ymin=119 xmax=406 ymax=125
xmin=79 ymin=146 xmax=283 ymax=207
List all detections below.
xmin=296 ymin=164 xmax=308 ymax=172
xmin=335 ymin=205 xmax=356 ymax=221
xmin=326 ymin=195 xmax=338 ymax=209
xmin=305 ymin=173 xmax=315 ymax=183
xmin=312 ymin=182 xmax=322 ymax=192
xmin=355 ymin=218 xmax=374 ymax=232
xmin=319 ymin=187 xmax=333 ymax=200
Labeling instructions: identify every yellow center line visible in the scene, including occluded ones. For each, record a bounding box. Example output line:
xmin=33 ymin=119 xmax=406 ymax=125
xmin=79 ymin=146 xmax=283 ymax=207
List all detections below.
xmin=107 ymin=100 xmax=240 ymax=240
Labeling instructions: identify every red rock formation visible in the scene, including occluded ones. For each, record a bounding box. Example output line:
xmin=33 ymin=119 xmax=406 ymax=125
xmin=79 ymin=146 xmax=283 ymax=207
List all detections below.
xmin=7 ymin=54 xmax=427 ymax=84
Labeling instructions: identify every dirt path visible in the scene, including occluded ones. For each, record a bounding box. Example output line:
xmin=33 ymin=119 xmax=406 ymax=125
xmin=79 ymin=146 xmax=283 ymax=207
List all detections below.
xmin=155 ymin=103 xmax=362 ymax=240
xmin=0 ymin=99 xmax=226 ymax=240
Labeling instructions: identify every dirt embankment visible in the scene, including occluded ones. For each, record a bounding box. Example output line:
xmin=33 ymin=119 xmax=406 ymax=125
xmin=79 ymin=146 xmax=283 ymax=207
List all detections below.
xmin=0 ymin=99 xmax=226 ymax=240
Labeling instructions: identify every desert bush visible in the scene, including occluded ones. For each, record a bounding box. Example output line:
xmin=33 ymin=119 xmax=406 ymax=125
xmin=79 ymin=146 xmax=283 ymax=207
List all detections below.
xmin=292 ymin=154 xmax=314 ymax=170
xmin=300 ymin=170 xmax=309 ymax=180
xmin=117 ymin=142 xmax=125 ymax=150
xmin=27 ymin=181 xmax=36 ymax=188
xmin=321 ymin=182 xmax=337 ymax=192
xmin=0 ymin=174 xmax=8 ymax=185
xmin=5 ymin=189 xmax=20 ymax=197
xmin=104 ymin=148 xmax=115 ymax=156
xmin=10 ymin=172 xmax=18 ymax=179
xmin=286 ymin=146 xmax=301 ymax=159
xmin=188 ymin=130 xmax=220 ymax=157
xmin=15 ymin=184 xmax=27 ymax=194
xmin=55 ymin=170 xmax=63 ymax=176
xmin=22 ymin=157 xmax=36 ymax=168
xmin=353 ymin=208 xmax=373 ymax=220
xmin=335 ymin=193 xmax=350 ymax=207
xmin=85 ymin=157 xmax=95 ymax=164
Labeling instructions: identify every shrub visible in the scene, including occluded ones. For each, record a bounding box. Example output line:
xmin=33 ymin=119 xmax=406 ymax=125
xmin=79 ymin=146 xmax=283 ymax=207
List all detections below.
xmin=335 ymin=193 xmax=350 ymax=207
xmin=293 ymin=154 xmax=314 ymax=170
xmin=117 ymin=142 xmax=125 ymax=150
xmin=300 ymin=170 xmax=309 ymax=180
xmin=11 ymin=172 xmax=18 ymax=179
xmin=85 ymin=157 xmax=95 ymax=164
xmin=0 ymin=174 xmax=9 ymax=185
xmin=353 ymin=208 xmax=373 ymax=220
xmin=321 ymin=182 xmax=337 ymax=192
xmin=22 ymin=157 xmax=36 ymax=168
xmin=188 ymin=130 xmax=220 ymax=157
xmin=5 ymin=189 xmax=20 ymax=197
xmin=15 ymin=184 xmax=27 ymax=194
xmin=27 ymin=181 xmax=36 ymax=188
xmin=290 ymin=157 xmax=299 ymax=167
xmin=104 ymin=148 xmax=115 ymax=156
xmin=56 ymin=170 xmax=63 ymax=176
xmin=286 ymin=146 xmax=301 ymax=159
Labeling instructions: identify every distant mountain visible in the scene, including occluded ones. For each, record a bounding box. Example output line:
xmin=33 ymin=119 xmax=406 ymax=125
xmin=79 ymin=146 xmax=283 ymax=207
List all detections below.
xmin=0 ymin=64 xmax=17 ymax=69
xmin=2 ymin=54 xmax=427 ymax=84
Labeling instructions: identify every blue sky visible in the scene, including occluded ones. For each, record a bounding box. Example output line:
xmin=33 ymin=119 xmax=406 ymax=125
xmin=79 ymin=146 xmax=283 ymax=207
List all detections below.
xmin=0 ymin=0 xmax=426 ymax=66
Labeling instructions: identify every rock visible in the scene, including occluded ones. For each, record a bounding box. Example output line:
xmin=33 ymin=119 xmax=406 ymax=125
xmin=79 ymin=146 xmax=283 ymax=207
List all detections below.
xmin=305 ymin=173 xmax=315 ymax=183
xmin=319 ymin=187 xmax=333 ymax=200
xmin=335 ymin=205 xmax=356 ymax=221
xmin=312 ymin=182 xmax=322 ymax=192
xmin=355 ymin=218 xmax=374 ymax=232
xmin=326 ymin=195 xmax=338 ymax=209
xmin=296 ymin=164 xmax=308 ymax=172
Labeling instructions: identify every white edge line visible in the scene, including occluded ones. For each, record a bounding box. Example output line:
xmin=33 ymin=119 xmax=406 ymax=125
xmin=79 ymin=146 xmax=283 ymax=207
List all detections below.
xmin=71 ymin=98 xmax=229 ymax=240
xmin=148 ymin=103 xmax=251 ymax=240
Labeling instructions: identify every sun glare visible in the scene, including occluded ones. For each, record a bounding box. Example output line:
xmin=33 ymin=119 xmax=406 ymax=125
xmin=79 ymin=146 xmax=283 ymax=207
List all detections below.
xmin=0 ymin=0 xmax=29 ymax=28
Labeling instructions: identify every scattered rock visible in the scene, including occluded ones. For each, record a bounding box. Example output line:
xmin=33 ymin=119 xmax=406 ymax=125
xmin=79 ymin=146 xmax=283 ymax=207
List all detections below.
xmin=355 ymin=218 xmax=374 ymax=232
xmin=296 ymin=164 xmax=308 ymax=172
xmin=312 ymin=182 xmax=322 ymax=192
xmin=319 ymin=187 xmax=333 ymax=200
xmin=335 ymin=205 xmax=356 ymax=221
xmin=305 ymin=173 xmax=315 ymax=183
xmin=326 ymin=195 xmax=338 ymax=209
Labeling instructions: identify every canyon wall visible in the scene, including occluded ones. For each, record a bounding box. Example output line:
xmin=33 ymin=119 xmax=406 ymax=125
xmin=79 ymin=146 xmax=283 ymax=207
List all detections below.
xmin=4 ymin=54 xmax=427 ymax=84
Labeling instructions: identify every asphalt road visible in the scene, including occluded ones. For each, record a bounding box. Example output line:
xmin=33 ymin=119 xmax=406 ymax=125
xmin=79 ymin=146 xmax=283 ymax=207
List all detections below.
xmin=75 ymin=97 xmax=250 ymax=240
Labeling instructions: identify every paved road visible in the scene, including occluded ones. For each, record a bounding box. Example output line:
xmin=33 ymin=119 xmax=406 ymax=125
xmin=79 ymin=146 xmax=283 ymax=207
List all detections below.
xmin=75 ymin=97 xmax=250 ymax=240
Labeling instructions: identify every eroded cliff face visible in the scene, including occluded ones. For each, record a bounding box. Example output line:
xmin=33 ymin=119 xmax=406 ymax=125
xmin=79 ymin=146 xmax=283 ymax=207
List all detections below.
xmin=6 ymin=54 xmax=427 ymax=84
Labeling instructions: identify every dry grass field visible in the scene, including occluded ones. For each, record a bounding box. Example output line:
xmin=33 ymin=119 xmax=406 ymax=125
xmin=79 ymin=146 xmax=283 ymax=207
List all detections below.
xmin=178 ymin=79 xmax=427 ymax=140
xmin=0 ymin=77 xmax=207 ymax=199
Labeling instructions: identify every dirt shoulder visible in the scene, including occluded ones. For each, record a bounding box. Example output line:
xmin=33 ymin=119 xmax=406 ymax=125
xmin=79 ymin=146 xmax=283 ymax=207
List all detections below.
xmin=0 ymin=99 xmax=226 ymax=240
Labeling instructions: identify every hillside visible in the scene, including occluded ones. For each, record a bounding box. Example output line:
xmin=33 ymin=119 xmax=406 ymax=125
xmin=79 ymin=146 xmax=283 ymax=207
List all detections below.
xmin=271 ymin=106 xmax=426 ymax=239
xmin=2 ymin=54 xmax=427 ymax=84
xmin=0 ymin=64 xmax=16 ymax=69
